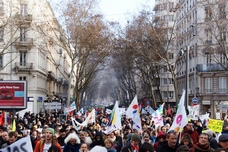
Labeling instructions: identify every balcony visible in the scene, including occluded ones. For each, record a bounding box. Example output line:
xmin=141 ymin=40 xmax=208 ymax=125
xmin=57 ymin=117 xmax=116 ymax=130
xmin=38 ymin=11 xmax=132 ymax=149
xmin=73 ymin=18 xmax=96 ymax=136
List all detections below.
xmin=196 ymin=63 xmax=228 ymax=72
xmin=47 ymin=71 xmax=55 ymax=80
xmin=14 ymin=62 xmax=33 ymax=71
xmin=14 ymin=38 xmax=33 ymax=50
xmin=15 ymin=14 xmax=32 ymax=25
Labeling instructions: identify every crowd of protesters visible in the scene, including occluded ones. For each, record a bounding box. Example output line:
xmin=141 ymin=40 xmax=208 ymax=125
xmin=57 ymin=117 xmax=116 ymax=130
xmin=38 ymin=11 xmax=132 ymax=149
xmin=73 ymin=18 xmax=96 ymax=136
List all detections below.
xmin=0 ymin=109 xmax=228 ymax=152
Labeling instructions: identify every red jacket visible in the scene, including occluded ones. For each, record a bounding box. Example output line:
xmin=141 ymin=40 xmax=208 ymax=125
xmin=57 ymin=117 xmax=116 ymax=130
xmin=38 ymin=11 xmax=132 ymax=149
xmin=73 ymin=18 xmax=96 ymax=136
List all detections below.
xmin=181 ymin=129 xmax=199 ymax=144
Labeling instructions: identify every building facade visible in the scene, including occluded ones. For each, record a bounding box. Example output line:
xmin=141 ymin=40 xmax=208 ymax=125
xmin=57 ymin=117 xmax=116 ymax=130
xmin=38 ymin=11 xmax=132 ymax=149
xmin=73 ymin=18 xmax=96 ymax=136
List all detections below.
xmin=153 ymin=0 xmax=177 ymax=108
xmin=175 ymin=0 xmax=228 ymax=118
xmin=0 ymin=0 xmax=72 ymax=114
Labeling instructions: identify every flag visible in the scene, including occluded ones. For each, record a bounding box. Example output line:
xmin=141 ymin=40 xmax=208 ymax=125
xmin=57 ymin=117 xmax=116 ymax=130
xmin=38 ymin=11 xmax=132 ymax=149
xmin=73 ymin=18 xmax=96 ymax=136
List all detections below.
xmin=12 ymin=119 xmax=16 ymax=131
xmin=76 ymin=108 xmax=84 ymax=116
xmin=110 ymin=101 xmax=122 ymax=130
xmin=157 ymin=103 xmax=164 ymax=116
xmin=126 ymin=95 xmax=142 ymax=132
xmin=169 ymin=90 xmax=188 ymax=133
xmin=64 ymin=102 xmax=76 ymax=114
xmin=0 ymin=111 xmax=5 ymax=126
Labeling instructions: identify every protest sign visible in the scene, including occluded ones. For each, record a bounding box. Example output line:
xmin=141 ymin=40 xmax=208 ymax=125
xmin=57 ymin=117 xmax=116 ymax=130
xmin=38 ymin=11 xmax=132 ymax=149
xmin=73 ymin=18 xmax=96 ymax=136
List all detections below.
xmin=0 ymin=136 xmax=33 ymax=152
xmin=188 ymin=105 xmax=200 ymax=120
xmin=208 ymin=119 xmax=224 ymax=133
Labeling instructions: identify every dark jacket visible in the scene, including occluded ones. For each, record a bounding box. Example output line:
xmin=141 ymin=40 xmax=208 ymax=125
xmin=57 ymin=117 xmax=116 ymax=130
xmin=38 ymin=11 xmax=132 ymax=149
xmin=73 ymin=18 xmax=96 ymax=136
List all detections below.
xmin=90 ymin=132 xmax=104 ymax=149
xmin=63 ymin=142 xmax=80 ymax=152
xmin=156 ymin=141 xmax=179 ymax=152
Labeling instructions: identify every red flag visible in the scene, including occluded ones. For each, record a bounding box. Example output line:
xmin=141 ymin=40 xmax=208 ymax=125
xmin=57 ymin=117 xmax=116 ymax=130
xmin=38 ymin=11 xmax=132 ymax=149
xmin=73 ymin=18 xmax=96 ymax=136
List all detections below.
xmin=69 ymin=110 xmax=74 ymax=117
xmin=0 ymin=111 xmax=5 ymax=126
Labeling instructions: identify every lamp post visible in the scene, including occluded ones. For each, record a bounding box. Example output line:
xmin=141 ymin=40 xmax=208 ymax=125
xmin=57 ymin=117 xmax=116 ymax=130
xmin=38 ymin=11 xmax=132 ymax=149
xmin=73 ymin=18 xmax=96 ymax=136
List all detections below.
xmin=180 ymin=46 xmax=189 ymax=109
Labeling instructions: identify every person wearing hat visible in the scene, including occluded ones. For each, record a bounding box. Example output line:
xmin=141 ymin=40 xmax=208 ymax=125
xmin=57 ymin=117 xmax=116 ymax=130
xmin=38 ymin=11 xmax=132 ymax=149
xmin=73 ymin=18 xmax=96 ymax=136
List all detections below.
xmin=34 ymin=128 xmax=62 ymax=152
xmin=218 ymin=134 xmax=228 ymax=150
xmin=120 ymin=133 xmax=141 ymax=152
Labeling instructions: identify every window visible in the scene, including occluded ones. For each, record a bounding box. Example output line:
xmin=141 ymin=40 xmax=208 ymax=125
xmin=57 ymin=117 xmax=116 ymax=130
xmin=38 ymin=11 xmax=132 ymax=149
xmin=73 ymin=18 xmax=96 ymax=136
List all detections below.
xmin=219 ymin=6 xmax=226 ymax=19
xmin=164 ymin=78 xmax=167 ymax=85
xmin=20 ymin=3 xmax=28 ymax=16
xmin=206 ymin=53 xmax=212 ymax=64
xmin=20 ymin=52 xmax=26 ymax=66
xmin=20 ymin=27 xmax=27 ymax=41
xmin=0 ymin=27 xmax=3 ymax=41
xmin=219 ymin=77 xmax=226 ymax=93
xmin=164 ymin=91 xmax=174 ymax=98
xmin=219 ymin=53 xmax=226 ymax=64
xmin=205 ymin=7 xmax=212 ymax=20
xmin=205 ymin=29 xmax=212 ymax=43
xmin=168 ymin=78 xmax=173 ymax=84
xmin=0 ymin=1 xmax=3 ymax=15
xmin=0 ymin=55 xmax=2 ymax=69
xmin=19 ymin=76 xmax=26 ymax=81
xmin=205 ymin=78 xmax=212 ymax=93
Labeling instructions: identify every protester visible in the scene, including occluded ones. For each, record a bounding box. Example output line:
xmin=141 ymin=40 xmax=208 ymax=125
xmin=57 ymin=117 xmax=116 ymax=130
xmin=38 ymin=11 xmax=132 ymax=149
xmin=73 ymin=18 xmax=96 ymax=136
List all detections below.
xmin=63 ymin=133 xmax=81 ymax=152
xmin=120 ymin=134 xmax=141 ymax=152
xmin=104 ymin=138 xmax=117 ymax=152
xmin=179 ymin=133 xmax=194 ymax=150
xmin=217 ymin=134 xmax=228 ymax=150
xmin=90 ymin=131 xmax=105 ymax=149
xmin=153 ymin=131 xmax=166 ymax=151
xmin=1 ymin=131 xmax=18 ymax=149
xmin=181 ymin=122 xmax=199 ymax=144
xmin=79 ymin=143 xmax=89 ymax=152
xmin=34 ymin=128 xmax=62 ymax=152
xmin=139 ymin=142 xmax=154 ymax=152
xmin=156 ymin=130 xmax=179 ymax=152
xmin=192 ymin=133 xmax=215 ymax=152
xmin=57 ymin=128 xmax=67 ymax=148
xmin=176 ymin=145 xmax=190 ymax=152
xmin=0 ymin=131 xmax=8 ymax=148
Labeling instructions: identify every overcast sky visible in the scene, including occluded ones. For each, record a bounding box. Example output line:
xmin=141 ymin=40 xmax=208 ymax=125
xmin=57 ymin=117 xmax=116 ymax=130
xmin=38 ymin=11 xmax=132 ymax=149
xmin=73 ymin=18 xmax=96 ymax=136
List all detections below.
xmin=99 ymin=0 xmax=155 ymax=26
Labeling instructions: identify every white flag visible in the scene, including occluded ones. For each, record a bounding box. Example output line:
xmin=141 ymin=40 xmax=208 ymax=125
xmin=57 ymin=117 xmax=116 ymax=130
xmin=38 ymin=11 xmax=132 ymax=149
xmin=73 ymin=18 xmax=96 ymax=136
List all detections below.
xmin=126 ymin=95 xmax=142 ymax=132
xmin=169 ymin=90 xmax=188 ymax=133
xmin=76 ymin=108 xmax=84 ymax=116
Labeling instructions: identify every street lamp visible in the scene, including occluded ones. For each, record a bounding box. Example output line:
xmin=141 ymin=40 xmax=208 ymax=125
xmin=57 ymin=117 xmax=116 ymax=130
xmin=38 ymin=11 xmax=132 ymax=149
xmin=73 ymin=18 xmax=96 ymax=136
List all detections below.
xmin=179 ymin=46 xmax=189 ymax=110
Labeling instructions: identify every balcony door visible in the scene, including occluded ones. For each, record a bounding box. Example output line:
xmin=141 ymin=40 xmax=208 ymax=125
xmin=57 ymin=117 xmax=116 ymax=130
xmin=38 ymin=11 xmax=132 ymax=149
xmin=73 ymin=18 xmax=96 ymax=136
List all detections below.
xmin=20 ymin=52 xmax=27 ymax=66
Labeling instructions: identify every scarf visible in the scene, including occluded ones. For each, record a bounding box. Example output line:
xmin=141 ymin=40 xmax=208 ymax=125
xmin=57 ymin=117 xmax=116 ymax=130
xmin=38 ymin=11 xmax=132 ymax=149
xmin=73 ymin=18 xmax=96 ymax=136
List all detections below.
xmin=131 ymin=143 xmax=139 ymax=152
xmin=193 ymin=143 xmax=211 ymax=151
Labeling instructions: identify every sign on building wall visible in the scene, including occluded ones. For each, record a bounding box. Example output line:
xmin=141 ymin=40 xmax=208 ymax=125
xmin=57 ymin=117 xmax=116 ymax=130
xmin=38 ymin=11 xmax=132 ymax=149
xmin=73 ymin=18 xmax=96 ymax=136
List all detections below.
xmin=0 ymin=81 xmax=27 ymax=110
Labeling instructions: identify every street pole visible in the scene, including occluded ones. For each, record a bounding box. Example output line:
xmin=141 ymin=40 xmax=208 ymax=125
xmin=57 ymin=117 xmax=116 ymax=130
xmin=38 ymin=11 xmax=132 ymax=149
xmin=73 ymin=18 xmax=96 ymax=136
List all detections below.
xmin=193 ymin=26 xmax=197 ymax=98
xmin=185 ymin=46 xmax=189 ymax=109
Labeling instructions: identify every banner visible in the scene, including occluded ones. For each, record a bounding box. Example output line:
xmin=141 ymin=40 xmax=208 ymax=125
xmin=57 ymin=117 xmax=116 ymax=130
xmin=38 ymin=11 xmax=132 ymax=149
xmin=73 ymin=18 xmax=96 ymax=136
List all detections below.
xmin=188 ymin=105 xmax=200 ymax=120
xmin=145 ymin=106 xmax=155 ymax=115
xmin=71 ymin=109 xmax=96 ymax=130
xmin=208 ymin=119 xmax=224 ymax=133
xmin=199 ymin=113 xmax=210 ymax=122
xmin=0 ymin=136 xmax=33 ymax=152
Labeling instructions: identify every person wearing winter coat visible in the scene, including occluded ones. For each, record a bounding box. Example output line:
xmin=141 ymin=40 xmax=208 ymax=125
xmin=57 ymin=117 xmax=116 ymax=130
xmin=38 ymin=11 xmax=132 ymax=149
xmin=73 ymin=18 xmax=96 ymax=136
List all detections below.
xmin=90 ymin=131 xmax=104 ymax=149
xmin=63 ymin=133 xmax=81 ymax=152
xmin=104 ymin=138 xmax=117 ymax=152
xmin=191 ymin=133 xmax=215 ymax=152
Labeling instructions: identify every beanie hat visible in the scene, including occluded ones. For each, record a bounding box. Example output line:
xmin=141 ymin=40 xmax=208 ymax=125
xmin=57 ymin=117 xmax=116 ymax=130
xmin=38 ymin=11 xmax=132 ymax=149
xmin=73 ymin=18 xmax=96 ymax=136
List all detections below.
xmin=46 ymin=128 xmax=55 ymax=136
xmin=131 ymin=134 xmax=141 ymax=141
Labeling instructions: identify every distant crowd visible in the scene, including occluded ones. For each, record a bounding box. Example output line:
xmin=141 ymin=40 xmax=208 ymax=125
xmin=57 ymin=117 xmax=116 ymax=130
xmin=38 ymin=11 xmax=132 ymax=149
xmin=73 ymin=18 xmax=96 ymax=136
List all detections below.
xmin=0 ymin=109 xmax=228 ymax=152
